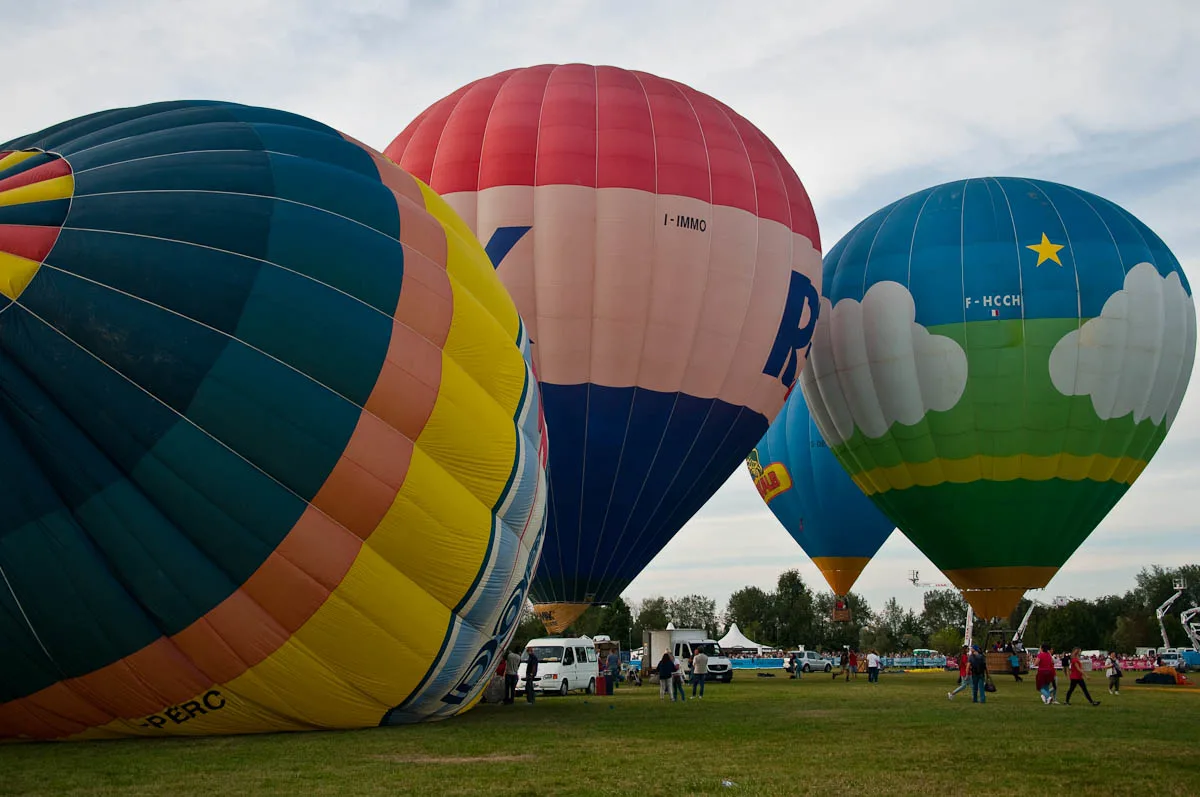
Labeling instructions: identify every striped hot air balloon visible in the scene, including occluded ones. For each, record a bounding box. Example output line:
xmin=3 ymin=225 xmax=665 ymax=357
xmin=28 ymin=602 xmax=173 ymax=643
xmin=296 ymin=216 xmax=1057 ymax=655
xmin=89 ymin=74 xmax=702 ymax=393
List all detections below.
xmin=800 ymin=177 xmax=1195 ymax=618
xmin=386 ymin=64 xmax=822 ymax=632
xmin=0 ymin=101 xmax=547 ymax=740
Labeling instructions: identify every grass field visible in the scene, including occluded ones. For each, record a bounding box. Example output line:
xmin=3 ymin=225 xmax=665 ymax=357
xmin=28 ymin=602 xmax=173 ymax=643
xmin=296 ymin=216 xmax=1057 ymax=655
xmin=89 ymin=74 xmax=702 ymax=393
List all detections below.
xmin=3 ymin=671 xmax=1198 ymax=796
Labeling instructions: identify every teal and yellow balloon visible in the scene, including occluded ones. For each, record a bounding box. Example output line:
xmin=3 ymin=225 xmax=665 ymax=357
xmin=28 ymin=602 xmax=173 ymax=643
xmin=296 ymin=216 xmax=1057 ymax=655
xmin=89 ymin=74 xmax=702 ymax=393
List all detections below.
xmin=0 ymin=101 xmax=547 ymax=740
xmin=800 ymin=177 xmax=1195 ymax=618
xmin=747 ymin=391 xmax=893 ymax=596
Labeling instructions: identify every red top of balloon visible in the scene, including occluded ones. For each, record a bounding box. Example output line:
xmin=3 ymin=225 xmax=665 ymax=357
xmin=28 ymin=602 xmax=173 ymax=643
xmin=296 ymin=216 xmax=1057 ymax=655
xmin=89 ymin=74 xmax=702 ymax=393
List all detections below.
xmin=386 ymin=63 xmax=819 ymax=247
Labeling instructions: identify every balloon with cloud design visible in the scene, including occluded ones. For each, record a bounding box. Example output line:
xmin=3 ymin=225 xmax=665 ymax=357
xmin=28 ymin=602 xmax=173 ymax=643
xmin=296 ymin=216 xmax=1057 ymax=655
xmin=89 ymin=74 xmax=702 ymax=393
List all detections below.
xmin=801 ymin=177 xmax=1195 ymax=618
xmin=386 ymin=65 xmax=822 ymax=632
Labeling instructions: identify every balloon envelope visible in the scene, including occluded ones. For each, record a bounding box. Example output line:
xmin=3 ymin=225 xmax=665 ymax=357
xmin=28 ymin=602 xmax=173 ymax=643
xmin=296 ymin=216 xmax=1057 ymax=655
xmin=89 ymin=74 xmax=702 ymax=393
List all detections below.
xmin=386 ymin=64 xmax=822 ymax=631
xmin=800 ymin=177 xmax=1195 ymax=618
xmin=747 ymin=391 xmax=894 ymax=595
xmin=0 ymin=101 xmax=547 ymax=739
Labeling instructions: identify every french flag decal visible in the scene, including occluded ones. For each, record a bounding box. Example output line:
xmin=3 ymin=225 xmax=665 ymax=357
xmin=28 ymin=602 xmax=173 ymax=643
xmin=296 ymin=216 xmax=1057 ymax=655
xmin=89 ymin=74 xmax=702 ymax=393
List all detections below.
xmin=990 ymin=308 xmax=1000 ymax=317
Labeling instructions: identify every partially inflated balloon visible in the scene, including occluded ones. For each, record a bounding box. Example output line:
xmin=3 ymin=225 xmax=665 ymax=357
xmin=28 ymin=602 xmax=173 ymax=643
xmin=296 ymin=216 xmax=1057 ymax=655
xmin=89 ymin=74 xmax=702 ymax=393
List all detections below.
xmin=386 ymin=64 xmax=821 ymax=631
xmin=800 ymin=177 xmax=1195 ymax=618
xmin=746 ymin=391 xmax=893 ymax=595
xmin=0 ymin=101 xmax=547 ymax=740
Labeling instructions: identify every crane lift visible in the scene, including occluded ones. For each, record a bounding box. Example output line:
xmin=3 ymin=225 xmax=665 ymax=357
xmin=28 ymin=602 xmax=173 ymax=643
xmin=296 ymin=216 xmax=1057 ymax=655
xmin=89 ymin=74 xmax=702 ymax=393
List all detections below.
xmin=1181 ymin=605 xmax=1200 ymax=654
xmin=1156 ymin=578 xmax=1187 ymax=650
xmin=909 ymin=570 xmax=973 ymax=651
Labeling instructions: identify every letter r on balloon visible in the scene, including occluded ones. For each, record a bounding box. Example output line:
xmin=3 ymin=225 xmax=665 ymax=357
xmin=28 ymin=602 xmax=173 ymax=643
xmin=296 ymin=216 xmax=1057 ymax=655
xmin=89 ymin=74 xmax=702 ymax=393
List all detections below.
xmin=762 ymin=272 xmax=820 ymax=387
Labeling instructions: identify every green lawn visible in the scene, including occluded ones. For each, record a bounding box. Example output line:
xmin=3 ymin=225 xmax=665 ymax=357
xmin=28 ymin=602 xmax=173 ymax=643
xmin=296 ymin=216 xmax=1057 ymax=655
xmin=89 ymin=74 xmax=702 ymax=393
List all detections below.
xmin=3 ymin=671 xmax=1197 ymax=796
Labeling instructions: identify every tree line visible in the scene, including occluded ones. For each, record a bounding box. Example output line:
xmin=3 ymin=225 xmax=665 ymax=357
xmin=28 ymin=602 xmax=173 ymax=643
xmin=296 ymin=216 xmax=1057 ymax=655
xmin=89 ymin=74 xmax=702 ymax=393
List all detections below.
xmin=507 ymin=564 xmax=1200 ymax=655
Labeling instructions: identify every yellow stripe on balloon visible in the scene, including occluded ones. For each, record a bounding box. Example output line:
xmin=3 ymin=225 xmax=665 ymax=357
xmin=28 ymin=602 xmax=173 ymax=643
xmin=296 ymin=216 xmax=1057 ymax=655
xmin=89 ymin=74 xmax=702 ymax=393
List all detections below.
xmin=371 ymin=439 xmax=495 ymax=610
xmin=0 ymin=251 xmax=41 ymax=300
xmin=852 ymin=453 xmax=1148 ymax=496
xmin=70 ymin=544 xmax=453 ymax=738
xmin=0 ymin=150 xmax=39 ymax=171
xmin=0 ymin=174 xmax=74 ymax=207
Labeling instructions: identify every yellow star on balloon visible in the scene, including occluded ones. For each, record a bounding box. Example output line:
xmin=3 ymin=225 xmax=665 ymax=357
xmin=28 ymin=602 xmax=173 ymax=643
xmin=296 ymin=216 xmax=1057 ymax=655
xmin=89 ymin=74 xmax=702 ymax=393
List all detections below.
xmin=1027 ymin=233 xmax=1064 ymax=266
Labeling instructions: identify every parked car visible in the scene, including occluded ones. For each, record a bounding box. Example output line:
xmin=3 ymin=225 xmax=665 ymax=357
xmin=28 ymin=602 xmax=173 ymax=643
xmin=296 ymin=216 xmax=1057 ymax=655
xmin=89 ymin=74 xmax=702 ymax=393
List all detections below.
xmin=796 ymin=650 xmax=833 ymax=673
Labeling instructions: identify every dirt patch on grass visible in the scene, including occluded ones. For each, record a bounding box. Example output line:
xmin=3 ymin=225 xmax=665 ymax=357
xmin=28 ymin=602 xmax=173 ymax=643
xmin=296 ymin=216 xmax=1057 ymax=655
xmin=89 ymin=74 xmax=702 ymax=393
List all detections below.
xmin=374 ymin=753 xmax=534 ymax=765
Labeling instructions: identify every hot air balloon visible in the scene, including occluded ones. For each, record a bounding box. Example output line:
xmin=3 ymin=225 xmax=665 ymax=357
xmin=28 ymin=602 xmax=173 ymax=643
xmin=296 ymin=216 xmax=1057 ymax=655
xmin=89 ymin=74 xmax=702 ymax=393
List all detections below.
xmin=746 ymin=390 xmax=894 ymax=605
xmin=386 ymin=64 xmax=822 ymax=632
xmin=800 ymin=177 xmax=1195 ymax=618
xmin=0 ymin=101 xmax=547 ymax=740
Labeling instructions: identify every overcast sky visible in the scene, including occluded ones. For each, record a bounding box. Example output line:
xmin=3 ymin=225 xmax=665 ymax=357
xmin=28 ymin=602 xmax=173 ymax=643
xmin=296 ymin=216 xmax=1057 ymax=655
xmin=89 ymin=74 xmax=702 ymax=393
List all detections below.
xmin=4 ymin=0 xmax=1197 ymax=616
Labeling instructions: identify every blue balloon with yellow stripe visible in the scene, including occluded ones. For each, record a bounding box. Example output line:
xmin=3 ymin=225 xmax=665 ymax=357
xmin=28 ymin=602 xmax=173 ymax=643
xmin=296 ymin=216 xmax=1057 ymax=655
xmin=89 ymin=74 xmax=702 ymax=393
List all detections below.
xmin=0 ymin=101 xmax=547 ymax=740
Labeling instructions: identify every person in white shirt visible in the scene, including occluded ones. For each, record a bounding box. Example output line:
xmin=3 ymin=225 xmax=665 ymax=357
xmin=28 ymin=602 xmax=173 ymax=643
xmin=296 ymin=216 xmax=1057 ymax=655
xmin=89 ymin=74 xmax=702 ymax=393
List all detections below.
xmin=691 ymin=650 xmax=709 ymax=698
xmin=866 ymin=650 xmax=881 ymax=683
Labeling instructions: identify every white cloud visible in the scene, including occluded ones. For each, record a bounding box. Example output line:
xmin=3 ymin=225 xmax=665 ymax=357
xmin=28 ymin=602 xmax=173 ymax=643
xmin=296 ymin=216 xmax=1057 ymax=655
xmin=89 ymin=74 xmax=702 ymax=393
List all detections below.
xmin=800 ymin=283 xmax=968 ymax=446
xmin=1049 ymin=263 xmax=1197 ymax=426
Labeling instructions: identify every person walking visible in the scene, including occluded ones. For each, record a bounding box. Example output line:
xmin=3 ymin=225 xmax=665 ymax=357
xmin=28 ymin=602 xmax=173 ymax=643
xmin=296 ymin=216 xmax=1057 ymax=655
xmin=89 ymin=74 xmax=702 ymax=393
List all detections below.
xmin=504 ymin=648 xmax=520 ymax=704
xmin=968 ymin=645 xmax=988 ymax=703
xmin=866 ymin=649 xmax=881 ymax=683
xmin=833 ymin=650 xmax=844 ymax=680
xmin=948 ymin=646 xmax=970 ymax=699
xmin=691 ymin=647 xmax=709 ymax=698
xmin=524 ymin=647 xmax=539 ymax=704
xmin=606 ymin=649 xmax=620 ymax=691
xmin=1035 ymin=643 xmax=1060 ymax=704
xmin=1008 ymin=649 xmax=1023 ymax=682
xmin=846 ymin=649 xmax=858 ymax=681
xmin=1105 ymin=650 xmax=1122 ymax=695
xmin=1064 ymin=647 xmax=1101 ymax=706
xmin=656 ymin=652 xmax=675 ymax=701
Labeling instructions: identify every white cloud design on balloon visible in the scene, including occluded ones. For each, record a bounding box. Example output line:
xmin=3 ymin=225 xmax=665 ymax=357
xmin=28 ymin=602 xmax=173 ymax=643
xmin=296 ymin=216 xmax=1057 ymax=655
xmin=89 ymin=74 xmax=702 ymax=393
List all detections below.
xmin=800 ymin=281 xmax=969 ymax=447
xmin=1049 ymin=262 xmax=1196 ymax=428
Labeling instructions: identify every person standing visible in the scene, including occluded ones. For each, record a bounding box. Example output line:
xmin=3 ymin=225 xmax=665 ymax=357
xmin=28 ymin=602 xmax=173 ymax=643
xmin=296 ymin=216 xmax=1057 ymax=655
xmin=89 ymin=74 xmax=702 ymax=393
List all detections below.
xmin=948 ymin=646 xmax=970 ymax=700
xmin=524 ymin=648 xmax=539 ymax=704
xmin=656 ymin=652 xmax=675 ymax=701
xmin=692 ymin=648 xmax=709 ymax=698
xmin=968 ymin=645 xmax=988 ymax=703
xmin=847 ymin=649 xmax=858 ymax=681
xmin=833 ymin=649 xmax=844 ymax=680
xmin=504 ymin=648 xmax=521 ymax=704
xmin=866 ymin=649 xmax=881 ymax=683
xmin=671 ymin=655 xmax=688 ymax=702
xmin=1035 ymin=643 xmax=1060 ymax=704
xmin=1105 ymin=650 xmax=1122 ymax=695
xmin=606 ymin=649 xmax=620 ymax=691
xmin=1064 ymin=647 xmax=1101 ymax=706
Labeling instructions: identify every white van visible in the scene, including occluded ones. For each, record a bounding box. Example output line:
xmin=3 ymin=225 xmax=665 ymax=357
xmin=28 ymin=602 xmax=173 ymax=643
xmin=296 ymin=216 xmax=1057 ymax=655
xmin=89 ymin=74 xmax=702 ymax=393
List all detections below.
xmin=517 ymin=636 xmax=599 ymax=695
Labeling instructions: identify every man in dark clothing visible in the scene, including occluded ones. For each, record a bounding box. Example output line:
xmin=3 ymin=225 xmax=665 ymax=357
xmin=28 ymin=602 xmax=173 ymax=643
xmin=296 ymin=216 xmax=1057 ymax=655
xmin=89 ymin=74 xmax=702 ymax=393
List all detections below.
xmin=524 ymin=648 xmax=539 ymax=704
xmin=968 ymin=645 xmax=988 ymax=703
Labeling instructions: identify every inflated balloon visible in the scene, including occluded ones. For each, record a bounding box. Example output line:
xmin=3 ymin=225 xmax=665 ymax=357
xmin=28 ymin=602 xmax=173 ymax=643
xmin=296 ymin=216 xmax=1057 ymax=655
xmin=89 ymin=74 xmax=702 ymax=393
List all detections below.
xmin=746 ymin=391 xmax=893 ymax=596
xmin=0 ymin=101 xmax=547 ymax=740
xmin=800 ymin=177 xmax=1195 ymax=618
xmin=386 ymin=64 xmax=822 ymax=631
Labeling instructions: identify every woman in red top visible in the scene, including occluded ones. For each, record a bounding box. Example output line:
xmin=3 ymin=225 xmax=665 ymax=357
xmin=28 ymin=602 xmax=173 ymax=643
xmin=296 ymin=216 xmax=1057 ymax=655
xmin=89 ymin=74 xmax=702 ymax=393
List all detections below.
xmin=847 ymin=650 xmax=858 ymax=681
xmin=947 ymin=646 xmax=971 ymax=700
xmin=1064 ymin=647 xmax=1101 ymax=706
xmin=1035 ymin=643 xmax=1060 ymax=705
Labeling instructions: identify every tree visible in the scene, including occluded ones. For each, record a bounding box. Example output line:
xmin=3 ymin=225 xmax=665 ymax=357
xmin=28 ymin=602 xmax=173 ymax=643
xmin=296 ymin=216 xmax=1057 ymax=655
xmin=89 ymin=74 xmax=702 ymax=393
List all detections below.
xmin=1037 ymin=599 xmax=1102 ymax=651
xmin=725 ymin=586 xmax=773 ymax=636
xmin=928 ymin=626 xmax=963 ymax=654
xmin=859 ymin=626 xmax=892 ymax=654
xmin=667 ymin=594 xmax=718 ymax=636
xmin=1112 ymin=614 xmax=1151 ymax=654
xmin=768 ymin=569 xmax=817 ymax=648
xmin=507 ymin=606 xmax=548 ymax=653
xmin=921 ymin=590 xmax=968 ymax=636
xmin=599 ymin=596 xmax=635 ymax=650
xmin=631 ymin=596 xmax=669 ymax=648
xmin=878 ymin=597 xmax=907 ymax=642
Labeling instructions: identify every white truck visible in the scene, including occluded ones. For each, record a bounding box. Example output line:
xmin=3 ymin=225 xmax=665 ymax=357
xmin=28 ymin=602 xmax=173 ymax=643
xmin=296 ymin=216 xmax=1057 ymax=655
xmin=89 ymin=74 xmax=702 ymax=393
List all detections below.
xmin=642 ymin=627 xmax=734 ymax=682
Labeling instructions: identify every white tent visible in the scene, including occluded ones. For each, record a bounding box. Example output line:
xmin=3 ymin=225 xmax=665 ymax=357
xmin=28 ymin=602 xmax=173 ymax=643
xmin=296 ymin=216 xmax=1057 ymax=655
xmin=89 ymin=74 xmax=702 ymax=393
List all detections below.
xmin=718 ymin=623 xmax=767 ymax=654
